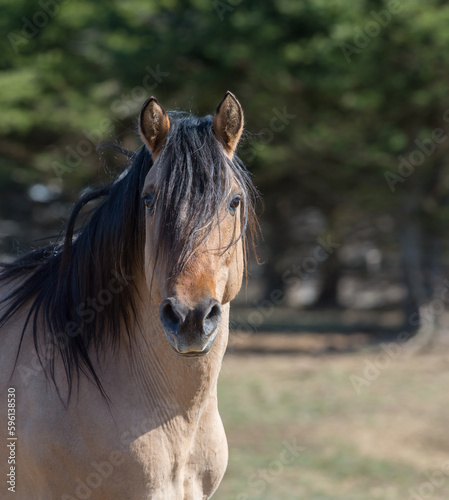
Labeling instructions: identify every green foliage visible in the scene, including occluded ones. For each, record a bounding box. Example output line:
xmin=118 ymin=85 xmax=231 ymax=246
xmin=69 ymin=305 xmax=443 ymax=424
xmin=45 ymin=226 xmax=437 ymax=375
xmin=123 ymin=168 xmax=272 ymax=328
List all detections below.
xmin=2 ymin=0 xmax=449 ymax=284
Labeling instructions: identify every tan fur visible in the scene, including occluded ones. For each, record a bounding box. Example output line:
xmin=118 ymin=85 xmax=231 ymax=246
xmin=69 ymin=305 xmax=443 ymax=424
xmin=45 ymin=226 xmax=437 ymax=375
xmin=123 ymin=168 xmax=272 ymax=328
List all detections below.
xmin=139 ymin=97 xmax=171 ymax=157
xmin=0 ymin=96 xmax=246 ymax=500
xmin=213 ymin=91 xmax=244 ymax=156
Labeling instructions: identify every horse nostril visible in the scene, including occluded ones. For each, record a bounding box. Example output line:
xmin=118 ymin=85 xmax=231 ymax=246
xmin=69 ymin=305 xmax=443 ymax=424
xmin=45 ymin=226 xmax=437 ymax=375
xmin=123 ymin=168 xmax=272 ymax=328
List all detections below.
xmin=163 ymin=303 xmax=180 ymax=326
xmin=159 ymin=299 xmax=185 ymax=335
xmin=159 ymin=297 xmax=221 ymax=339
xmin=206 ymin=304 xmax=221 ymax=322
xmin=203 ymin=301 xmax=222 ymax=336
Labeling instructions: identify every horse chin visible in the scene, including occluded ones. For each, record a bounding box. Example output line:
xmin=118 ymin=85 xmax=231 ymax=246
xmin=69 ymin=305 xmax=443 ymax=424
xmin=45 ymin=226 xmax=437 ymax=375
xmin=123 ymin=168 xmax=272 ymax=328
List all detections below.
xmin=163 ymin=330 xmax=216 ymax=358
xmin=169 ymin=343 xmax=212 ymax=357
xmin=173 ymin=348 xmax=210 ymax=358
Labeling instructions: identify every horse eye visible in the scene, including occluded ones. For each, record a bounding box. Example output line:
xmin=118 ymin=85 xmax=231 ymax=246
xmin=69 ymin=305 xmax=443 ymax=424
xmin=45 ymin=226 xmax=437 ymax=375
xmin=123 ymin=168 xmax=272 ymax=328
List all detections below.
xmin=229 ymin=196 xmax=241 ymax=213
xmin=143 ymin=194 xmax=155 ymax=212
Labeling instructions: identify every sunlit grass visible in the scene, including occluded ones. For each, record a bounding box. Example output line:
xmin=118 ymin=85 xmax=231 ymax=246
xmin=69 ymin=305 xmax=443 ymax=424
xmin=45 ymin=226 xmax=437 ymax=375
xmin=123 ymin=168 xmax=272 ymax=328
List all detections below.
xmin=216 ymin=347 xmax=449 ymax=500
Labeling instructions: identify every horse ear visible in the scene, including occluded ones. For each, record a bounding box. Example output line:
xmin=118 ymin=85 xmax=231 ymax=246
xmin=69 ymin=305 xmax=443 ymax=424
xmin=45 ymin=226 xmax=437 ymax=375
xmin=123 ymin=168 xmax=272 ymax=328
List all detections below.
xmin=139 ymin=97 xmax=170 ymax=156
xmin=213 ymin=91 xmax=244 ymax=155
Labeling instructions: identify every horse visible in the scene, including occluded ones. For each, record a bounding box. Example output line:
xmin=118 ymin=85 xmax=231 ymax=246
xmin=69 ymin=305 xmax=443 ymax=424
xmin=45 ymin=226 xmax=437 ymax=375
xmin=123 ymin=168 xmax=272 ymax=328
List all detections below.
xmin=0 ymin=92 xmax=258 ymax=499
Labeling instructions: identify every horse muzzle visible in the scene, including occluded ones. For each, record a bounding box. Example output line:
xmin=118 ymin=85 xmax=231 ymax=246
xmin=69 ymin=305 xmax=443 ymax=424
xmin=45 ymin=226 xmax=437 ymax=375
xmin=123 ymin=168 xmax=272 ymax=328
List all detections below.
xmin=159 ymin=297 xmax=222 ymax=356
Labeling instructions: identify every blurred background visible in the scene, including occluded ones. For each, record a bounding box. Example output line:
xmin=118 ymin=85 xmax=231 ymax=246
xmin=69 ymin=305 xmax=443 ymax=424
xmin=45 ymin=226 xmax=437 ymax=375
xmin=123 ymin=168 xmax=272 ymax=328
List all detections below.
xmin=2 ymin=1 xmax=449 ymax=499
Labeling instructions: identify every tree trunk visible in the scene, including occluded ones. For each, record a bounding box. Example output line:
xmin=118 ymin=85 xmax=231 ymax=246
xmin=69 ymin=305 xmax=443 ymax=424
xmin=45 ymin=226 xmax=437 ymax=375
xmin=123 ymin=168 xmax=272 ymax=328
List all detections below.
xmin=424 ymin=235 xmax=449 ymax=349
xmin=399 ymin=212 xmax=447 ymax=352
xmin=314 ymin=249 xmax=341 ymax=308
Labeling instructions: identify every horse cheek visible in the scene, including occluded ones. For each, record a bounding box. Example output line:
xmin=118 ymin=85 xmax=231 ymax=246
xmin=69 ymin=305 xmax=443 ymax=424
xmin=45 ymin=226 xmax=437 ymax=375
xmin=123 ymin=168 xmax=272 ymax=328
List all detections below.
xmin=221 ymin=246 xmax=244 ymax=304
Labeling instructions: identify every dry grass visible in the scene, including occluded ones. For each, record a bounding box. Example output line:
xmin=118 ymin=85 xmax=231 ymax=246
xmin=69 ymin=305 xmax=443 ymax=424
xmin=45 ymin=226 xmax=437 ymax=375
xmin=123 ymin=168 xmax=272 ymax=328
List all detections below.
xmin=215 ymin=334 xmax=449 ymax=500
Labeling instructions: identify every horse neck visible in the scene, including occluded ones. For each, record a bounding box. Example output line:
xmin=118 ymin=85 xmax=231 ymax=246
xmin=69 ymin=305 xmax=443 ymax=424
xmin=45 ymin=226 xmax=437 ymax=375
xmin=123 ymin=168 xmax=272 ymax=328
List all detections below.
xmin=119 ymin=280 xmax=229 ymax=420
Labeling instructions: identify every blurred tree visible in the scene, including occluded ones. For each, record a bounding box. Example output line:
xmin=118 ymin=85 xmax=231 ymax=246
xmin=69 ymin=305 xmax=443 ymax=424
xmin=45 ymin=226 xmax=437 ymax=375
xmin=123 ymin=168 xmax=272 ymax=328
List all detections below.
xmin=2 ymin=0 xmax=449 ymax=345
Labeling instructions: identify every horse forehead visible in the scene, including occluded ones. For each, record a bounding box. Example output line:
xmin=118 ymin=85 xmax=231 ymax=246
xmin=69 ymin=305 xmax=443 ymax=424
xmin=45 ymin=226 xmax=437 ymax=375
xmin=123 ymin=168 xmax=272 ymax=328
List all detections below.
xmin=142 ymin=161 xmax=239 ymax=197
xmin=142 ymin=162 xmax=162 ymax=190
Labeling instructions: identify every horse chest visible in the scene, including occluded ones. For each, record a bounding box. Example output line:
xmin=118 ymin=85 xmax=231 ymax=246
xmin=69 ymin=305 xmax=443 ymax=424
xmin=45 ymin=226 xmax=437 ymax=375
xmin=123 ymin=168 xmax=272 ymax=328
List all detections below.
xmin=27 ymin=402 xmax=228 ymax=500
xmin=115 ymin=413 xmax=228 ymax=499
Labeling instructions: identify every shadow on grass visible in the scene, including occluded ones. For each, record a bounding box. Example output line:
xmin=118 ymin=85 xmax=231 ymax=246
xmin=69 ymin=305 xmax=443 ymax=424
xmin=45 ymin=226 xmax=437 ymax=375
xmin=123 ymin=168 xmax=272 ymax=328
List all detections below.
xmin=228 ymin=306 xmax=413 ymax=356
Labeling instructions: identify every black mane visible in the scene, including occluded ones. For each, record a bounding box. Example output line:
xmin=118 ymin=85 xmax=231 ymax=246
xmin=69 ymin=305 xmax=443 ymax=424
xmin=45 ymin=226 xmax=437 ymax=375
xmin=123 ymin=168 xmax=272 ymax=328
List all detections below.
xmin=0 ymin=112 xmax=258 ymax=399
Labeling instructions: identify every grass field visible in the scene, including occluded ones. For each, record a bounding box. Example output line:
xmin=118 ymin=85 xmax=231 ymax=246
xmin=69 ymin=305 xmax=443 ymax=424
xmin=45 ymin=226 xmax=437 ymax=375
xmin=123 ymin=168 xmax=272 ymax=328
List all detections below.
xmin=215 ymin=334 xmax=449 ymax=500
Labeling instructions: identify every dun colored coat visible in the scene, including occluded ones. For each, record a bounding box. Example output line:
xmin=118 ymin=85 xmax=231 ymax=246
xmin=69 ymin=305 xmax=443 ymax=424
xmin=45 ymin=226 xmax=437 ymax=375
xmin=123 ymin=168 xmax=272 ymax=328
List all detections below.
xmin=0 ymin=92 xmax=258 ymax=499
